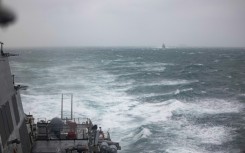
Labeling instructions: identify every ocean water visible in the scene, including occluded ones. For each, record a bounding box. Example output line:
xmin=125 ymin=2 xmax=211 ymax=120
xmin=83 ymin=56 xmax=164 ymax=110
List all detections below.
xmin=9 ymin=47 xmax=245 ymax=153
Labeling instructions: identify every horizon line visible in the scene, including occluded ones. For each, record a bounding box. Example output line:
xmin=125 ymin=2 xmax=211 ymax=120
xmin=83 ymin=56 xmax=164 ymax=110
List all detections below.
xmin=4 ymin=45 xmax=245 ymax=50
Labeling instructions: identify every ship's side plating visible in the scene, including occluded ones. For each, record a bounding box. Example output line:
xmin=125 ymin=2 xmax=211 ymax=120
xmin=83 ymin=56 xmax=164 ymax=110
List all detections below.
xmin=0 ymin=46 xmax=32 ymax=153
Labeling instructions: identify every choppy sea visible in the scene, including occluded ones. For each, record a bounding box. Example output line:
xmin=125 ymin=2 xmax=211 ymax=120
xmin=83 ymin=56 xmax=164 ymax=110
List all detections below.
xmin=9 ymin=47 xmax=245 ymax=153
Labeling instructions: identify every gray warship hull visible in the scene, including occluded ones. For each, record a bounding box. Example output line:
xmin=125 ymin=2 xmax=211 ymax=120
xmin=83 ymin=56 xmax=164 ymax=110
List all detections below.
xmin=0 ymin=52 xmax=32 ymax=153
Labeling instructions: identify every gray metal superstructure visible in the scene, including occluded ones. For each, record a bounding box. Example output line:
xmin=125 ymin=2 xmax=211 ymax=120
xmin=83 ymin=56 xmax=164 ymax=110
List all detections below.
xmin=0 ymin=42 xmax=31 ymax=153
xmin=0 ymin=43 xmax=121 ymax=153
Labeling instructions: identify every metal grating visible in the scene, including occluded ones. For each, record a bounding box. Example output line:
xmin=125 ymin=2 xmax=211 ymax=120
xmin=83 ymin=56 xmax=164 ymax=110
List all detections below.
xmin=12 ymin=95 xmax=20 ymax=124
xmin=0 ymin=106 xmax=7 ymax=147
xmin=19 ymin=121 xmax=31 ymax=153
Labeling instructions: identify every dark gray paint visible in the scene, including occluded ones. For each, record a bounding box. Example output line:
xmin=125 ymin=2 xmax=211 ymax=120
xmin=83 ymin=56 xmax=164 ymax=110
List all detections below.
xmin=12 ymin=94 xmax=20 ymax=124
xmin=0 ymin=107 xmax=7 ymax=147
xmin=19 ymin=121 xmax=31 ymax=153
xmin=5 ymin=101 xmax=14 ymax=134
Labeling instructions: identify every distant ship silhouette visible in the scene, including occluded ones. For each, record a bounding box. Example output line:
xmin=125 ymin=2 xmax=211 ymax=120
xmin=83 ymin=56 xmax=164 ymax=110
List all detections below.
xmin=162 ymin=43 xmax=166 ymax=49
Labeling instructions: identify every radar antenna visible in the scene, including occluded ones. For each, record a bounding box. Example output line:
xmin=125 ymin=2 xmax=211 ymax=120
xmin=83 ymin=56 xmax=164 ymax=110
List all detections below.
xmin=0 ymin=41 xmax=18 ymax=57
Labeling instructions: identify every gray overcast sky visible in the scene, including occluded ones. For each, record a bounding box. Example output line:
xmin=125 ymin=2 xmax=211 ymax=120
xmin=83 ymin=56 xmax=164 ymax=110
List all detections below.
xmin=0 ymin=0 xmax=245 ymax=48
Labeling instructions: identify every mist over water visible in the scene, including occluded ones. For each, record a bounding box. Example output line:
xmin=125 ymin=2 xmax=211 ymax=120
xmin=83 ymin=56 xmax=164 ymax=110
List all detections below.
xmin=9 ymin=47 xmax=245 ymax=153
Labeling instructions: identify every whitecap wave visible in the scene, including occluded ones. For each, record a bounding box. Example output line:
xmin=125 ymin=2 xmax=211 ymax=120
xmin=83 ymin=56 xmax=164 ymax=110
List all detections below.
xmin=134 ymin=127 xmax=152 ymax=140
xmin=130 ymin=99 xmax=185 ymax=123
xmin=135 ymin=80 xmax=198 ymax=88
